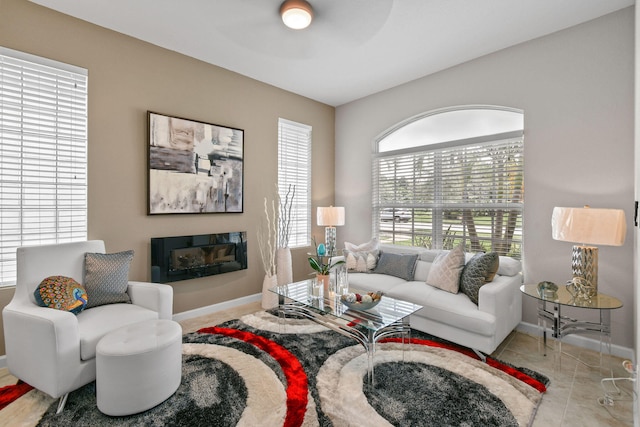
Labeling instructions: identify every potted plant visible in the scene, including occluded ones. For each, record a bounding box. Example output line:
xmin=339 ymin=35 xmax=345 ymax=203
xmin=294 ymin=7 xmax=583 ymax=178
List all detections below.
xmin=308 ymin=238 xmax=345 ymax=294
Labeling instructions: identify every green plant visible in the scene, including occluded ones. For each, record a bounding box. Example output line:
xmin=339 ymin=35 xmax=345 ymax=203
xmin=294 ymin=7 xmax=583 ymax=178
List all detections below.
xmin=308 ymin=238 xmax=345 ymax=275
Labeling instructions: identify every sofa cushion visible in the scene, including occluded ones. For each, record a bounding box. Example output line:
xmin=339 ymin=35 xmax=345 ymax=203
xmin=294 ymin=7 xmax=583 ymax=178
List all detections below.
xmin=426 ymin=244 xmax=465 ymax=293
xmin=387 ymin=281 xmax=496 ymax=336
xmin=33 ymin=275 xmax=88 ymax=315
xmin=348 ymin=272 xmax=408 ymax=293
xmin=344 ymin=249 xmax=379 ymax=272
xmin=460 ymin=252 xmax=500 ymax=304
xmin=77 ymin=303 xmax=159 ymax=361
xmin=84 ymin=250 xmax=134 ymax=309
xmin=344 ymin=237 xmax=379 ymax=253
xmin=373 ymin=252 xmax=418 ymax=281
xmin=497 ymin=255 xmax=521 ymax=277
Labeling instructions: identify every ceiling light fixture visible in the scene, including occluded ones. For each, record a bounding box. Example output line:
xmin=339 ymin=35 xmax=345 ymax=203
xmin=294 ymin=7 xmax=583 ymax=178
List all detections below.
xmin=280 ymin=0 xmax=313 ymax=30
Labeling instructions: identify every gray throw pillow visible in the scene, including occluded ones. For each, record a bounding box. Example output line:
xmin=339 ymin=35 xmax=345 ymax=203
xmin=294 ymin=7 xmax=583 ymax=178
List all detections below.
xmin=373 ymin=252 xmax=418 ymax=281
xmin=84 ymin=250 xmax=134 ymax=309
xmin=459 ymin=252 xmax=500 ymax=305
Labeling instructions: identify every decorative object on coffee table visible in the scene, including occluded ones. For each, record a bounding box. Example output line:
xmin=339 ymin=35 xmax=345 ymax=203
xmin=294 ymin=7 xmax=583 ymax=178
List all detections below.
xmin=341 ymin=291 xmax=383 ymax=310
xmin=308 ymin=239 xmax=344 ymax=294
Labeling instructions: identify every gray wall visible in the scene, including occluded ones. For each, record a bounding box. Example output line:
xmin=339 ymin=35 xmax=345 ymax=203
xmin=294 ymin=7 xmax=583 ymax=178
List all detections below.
xmin=335 ymin=8 xmax=635 ymax=349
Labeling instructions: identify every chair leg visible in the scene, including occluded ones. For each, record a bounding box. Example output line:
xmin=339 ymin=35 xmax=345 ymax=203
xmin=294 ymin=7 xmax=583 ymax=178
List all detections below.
xmin=472 ymin=349 xmax=487 ymax=363
xmin=56 ymin=393 xmax=69 ymax=414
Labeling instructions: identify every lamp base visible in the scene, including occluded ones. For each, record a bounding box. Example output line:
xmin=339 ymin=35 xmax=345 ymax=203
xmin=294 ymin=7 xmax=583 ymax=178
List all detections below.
xmin=324 ymin=226 xmax=337 ymax=256
xmin=571 ymin=245 xmax=598 ymax=296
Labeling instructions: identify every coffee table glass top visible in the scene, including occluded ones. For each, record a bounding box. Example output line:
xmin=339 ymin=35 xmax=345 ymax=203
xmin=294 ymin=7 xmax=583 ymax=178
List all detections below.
xmin=271 ymin=279 xmax=423 ymax=331
xmin=520 ymin=284 xmax=622 ymax=310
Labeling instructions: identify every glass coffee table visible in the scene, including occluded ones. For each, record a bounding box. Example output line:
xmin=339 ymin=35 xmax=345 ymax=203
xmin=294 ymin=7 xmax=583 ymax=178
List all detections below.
xmin=270 ymin=279 xmax=423 ymax=385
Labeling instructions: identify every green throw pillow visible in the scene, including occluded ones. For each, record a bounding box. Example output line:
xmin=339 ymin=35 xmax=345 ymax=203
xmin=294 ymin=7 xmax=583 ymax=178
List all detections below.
xmin=34 ymin=275 xmax=88 ymax=315
xmin=459 ymin=252 xmax=500 ymax=305
xmin=84 ymin=250 xmax=134 ymax=309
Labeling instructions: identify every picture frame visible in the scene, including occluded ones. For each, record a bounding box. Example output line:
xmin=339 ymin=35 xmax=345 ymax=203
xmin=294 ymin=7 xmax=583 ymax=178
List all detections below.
xmin=147 ymin=111 xmax=244 ymax=215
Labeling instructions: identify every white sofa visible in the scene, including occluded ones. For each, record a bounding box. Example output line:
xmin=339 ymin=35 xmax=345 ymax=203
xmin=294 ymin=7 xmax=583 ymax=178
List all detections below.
xmin=346 ymin=244 xmax=522 ymax=356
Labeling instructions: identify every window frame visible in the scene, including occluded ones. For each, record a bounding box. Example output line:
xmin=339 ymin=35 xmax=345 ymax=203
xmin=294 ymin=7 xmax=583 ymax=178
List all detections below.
xmin=372 ymin=107 xmax=524 ymax=259
xmin=0 ymin=47 xmax=88 ymax=287
xmin=277 ymin=118 xmax=312 ymax=248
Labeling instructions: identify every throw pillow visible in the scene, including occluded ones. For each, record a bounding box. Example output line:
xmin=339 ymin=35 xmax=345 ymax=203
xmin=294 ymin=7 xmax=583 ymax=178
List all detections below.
xmin=344 ymin=237 xmax=379 ymax=253
xmin=33 ymin=275 xmax=88 ymax=314
xmin=426 ymin=244 xmax=465 ymax=293
xmin=373 ymin=251 xmax=418 ymax=281
xmin=84 ymin=250 xmax=134 ymax=309
xmin=459 ymin=252 xmax=500 ymax=304
xmin=344 ymin=249 xmax=379 ymax=272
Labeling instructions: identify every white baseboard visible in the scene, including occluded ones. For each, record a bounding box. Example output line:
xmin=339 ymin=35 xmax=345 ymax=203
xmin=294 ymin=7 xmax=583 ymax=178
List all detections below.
xmin=171 ymin=293 xmax=262 ymax=323
xmin=517 ymin=321 xmax=635 ymax=362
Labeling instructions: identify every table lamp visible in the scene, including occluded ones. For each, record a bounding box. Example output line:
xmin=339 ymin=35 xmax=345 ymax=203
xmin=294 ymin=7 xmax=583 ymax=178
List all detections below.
xmin=551 ymin=205 xmax=626 ymax=295
xmin=317 ymin=206 xmax=345 ymax=256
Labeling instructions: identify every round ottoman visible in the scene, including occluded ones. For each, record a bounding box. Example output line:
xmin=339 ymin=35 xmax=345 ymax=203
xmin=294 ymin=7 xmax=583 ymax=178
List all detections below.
xmin=96 ymin=319 xmax=182 ymax=416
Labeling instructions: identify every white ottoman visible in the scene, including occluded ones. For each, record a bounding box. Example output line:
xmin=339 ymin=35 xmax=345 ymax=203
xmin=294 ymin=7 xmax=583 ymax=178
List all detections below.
xmin=96 ymin=319 xmax=182 ymax=416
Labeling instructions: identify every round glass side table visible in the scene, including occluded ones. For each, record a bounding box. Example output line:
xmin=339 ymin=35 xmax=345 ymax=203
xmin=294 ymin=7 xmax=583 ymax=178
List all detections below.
xmin=520 ymin=283 xmax=622 ymax=369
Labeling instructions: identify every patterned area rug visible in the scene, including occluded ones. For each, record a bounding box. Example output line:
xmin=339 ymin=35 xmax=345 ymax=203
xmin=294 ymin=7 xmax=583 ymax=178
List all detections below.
xmin=0 ymin=311 xmax=548 ymax=426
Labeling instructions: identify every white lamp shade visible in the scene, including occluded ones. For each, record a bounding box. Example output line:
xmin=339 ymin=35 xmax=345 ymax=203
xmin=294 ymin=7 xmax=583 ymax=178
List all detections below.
xmin=317 ymin=206 xmax=345 ymax=226
xmin=280 ymin=0 xmax=313 ymax=29
xmin=551 ymin=206 xmax=626 ymax=246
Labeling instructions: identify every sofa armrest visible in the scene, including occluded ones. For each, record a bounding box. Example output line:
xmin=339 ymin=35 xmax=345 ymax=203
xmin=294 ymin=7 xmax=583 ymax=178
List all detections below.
xmin=127 ymin=281 xmax=173 ymax=320
xmin=477 ymin=274 xmax=522 ymax=340
xmin=2 ymin=301 xmax=81 ymax=397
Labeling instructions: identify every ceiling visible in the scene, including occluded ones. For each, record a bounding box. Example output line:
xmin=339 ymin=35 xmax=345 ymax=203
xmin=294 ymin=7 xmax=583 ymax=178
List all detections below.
xmin=30 ymin=0 xmax=634 ymax=107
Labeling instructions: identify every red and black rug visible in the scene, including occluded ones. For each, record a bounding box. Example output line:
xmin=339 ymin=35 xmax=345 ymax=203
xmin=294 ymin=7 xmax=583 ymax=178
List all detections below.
xmin=0 ymin=311 xmax=548 ymax=426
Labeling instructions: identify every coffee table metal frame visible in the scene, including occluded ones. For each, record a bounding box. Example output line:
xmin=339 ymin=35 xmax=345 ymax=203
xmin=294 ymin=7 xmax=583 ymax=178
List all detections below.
xmin=271 ymin=280 xmax=423 ymax=386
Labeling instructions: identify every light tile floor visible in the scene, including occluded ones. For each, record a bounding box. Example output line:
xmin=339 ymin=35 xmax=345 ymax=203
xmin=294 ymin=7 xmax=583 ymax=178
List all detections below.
xmin=1 ymin=301 xmax=634 ymax=426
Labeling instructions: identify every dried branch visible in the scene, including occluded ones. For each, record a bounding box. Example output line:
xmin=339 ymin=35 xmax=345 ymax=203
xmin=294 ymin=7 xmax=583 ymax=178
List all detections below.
xmin=257 ymin=196 xmax=277 ymax=276
xmin=278 ymin=184 xmax=295 ymax=248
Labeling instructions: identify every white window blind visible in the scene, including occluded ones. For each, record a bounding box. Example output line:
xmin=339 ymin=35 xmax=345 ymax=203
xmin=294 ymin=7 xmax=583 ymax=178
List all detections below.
xmin=374 ymin=133 xmax=523 ymax=258
xmin=278 ymin=118 xmax=311 ymax=248
xmin=0 ymin=47 xmax=88 ymax=286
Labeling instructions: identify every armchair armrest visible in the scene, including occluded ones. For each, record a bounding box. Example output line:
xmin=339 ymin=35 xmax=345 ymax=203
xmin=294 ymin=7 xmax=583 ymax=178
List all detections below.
xmin=127 ymin=281 xmax=173 ymax=320
xmin=2 ymin=301 xmax=81 ymax=398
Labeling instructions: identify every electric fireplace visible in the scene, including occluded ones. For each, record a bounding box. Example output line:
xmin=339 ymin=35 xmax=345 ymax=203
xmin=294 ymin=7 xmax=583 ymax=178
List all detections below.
xmin=151 ymin=231 xmax=247 ymax=283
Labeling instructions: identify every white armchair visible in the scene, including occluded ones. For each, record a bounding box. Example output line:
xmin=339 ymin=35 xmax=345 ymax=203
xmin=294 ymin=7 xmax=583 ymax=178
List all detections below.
xmin=2 ymin=240 xmax=173 ymax=413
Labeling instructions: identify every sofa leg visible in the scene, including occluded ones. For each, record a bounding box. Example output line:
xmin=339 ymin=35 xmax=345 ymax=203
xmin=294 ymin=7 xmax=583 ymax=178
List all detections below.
xmin=472 ymin=349 xmax=486 ymax=363
xmin=56 ymin=393 xmax=69 ymax=414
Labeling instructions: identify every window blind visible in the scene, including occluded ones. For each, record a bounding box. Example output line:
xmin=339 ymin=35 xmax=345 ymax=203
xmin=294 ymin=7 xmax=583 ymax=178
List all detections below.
xmin=0 ymin=48 xmax=88 ymax=286
xmin=278 ymin=118 xmax=311 ymax=248
xmin=373 ymin=134 xmax=523 ymax=258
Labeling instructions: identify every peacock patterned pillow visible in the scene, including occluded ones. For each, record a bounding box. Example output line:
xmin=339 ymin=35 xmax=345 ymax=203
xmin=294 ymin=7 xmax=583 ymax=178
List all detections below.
xmin=34 ymin=275 xmax=88 ymax=315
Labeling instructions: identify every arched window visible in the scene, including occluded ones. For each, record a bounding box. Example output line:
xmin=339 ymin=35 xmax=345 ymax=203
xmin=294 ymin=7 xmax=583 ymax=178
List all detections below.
xmin=373 ymin=106 xmax=524 ymax=258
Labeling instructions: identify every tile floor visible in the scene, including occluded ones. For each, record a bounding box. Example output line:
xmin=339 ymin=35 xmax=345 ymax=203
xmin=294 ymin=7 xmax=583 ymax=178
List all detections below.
xmin=1 ymin=300 xmax=634 ymax=426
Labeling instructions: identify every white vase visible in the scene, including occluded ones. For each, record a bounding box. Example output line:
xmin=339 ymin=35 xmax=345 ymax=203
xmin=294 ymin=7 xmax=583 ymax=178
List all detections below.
xmin=276 ymin=247 xmax=293 ymax=286
xmin=261 ymin=273 xmax=279 ymax=309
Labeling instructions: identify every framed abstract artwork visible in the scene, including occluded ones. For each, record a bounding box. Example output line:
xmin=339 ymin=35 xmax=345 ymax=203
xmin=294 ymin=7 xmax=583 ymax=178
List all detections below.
xmin=147 ymin=111 xmax=244 ymax=214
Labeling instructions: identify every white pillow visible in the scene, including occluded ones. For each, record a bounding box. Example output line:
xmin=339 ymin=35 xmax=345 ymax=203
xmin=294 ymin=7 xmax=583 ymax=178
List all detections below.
xmin=345 ymin=250 xmax=378 ymax=272
xmin=426 ymin=244 xmax=465 ymax=293
xmin=344 ymin=238 xmax=379 ymax=253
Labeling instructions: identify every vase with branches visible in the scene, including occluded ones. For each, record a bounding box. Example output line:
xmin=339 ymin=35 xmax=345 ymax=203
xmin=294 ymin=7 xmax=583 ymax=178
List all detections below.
xmin=257 ymin=195 xmax=278 ymax=309
xmin=276 ymin=185 xmax=295 ymax=286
